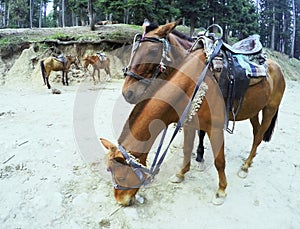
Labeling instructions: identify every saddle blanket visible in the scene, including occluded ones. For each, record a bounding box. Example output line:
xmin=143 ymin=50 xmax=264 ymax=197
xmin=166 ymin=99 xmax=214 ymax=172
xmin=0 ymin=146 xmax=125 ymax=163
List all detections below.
xmin=234 ymin=54 xmax=267 ymax=78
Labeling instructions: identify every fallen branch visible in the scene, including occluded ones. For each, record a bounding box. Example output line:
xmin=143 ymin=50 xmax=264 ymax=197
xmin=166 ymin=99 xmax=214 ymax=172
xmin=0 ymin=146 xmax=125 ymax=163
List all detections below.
xmin=3 ymin=155 xmax=15 ymax=164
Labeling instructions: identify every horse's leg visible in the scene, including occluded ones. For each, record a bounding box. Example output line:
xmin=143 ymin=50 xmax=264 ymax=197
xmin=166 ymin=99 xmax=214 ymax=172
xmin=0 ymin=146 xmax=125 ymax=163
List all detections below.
xmin=105 ymin=67 xmax=111 ymax=82
xmin=45 ymin=69 xmax=51 ymax=89
xmin=196 ymin=130 xmax=206 ymax=162
xmin=62 ymin=71 xmax=65 ymax=85
xmin=97 ymin=68 xmax=100 ymax=83
xmin=207 ymin=129 xmax=227 ymax=205
xmin=92 ymin=67 xmax=96 ymax=84
xmin=238 ymin=108 xmax=278 ymax=178
xmin=170 ymin=128 xmax=195 ymax=183
xmin=65 ymin=71 xmax=69 ymax=86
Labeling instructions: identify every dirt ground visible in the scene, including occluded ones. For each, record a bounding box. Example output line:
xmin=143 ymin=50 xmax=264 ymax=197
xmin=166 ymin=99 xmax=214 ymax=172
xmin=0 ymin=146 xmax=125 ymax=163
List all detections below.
xmin=0 ymin=44 xmax=300 ymax=228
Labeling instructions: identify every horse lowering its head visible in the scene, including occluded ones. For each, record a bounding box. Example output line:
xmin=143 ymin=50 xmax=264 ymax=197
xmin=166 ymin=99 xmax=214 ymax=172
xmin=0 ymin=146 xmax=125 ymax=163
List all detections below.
xmin=40 ymin=55 xmax=80 ymax=89
xmin=122 ymin=20 xmax=194 ymax=104
xmin=101 ymin=36 xmax=285 ymax=206
xmin=102 ymin=48 xmax=227 ymax=206
xmin=83 ymin=55 xmax=111 ymax=83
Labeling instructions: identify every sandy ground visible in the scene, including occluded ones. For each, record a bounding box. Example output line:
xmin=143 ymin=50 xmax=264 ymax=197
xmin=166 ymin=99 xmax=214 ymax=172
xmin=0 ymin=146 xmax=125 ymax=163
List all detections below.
xmin=1 ymin=68 xmax=300 ymax=228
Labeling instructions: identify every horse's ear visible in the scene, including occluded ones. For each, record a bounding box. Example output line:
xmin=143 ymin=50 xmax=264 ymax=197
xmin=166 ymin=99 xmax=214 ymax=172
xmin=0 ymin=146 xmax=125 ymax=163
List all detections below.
xmin=100 ymin=138 xmax=124 ymax=160
xmin=157 ymin=20 xmax=180 ymax=37
xmin=100 ymin=138 xmax=117 ymax=152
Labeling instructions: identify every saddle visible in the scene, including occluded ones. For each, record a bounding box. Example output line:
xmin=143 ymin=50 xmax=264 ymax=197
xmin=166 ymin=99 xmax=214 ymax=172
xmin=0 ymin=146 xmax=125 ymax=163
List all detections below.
xmin=195 ymin=33 xmax=268 ymax=132
xmin=53 ymin=54 xmax=67 ymax=66
xmin=96 ymin=52 xmax=107 ymax=62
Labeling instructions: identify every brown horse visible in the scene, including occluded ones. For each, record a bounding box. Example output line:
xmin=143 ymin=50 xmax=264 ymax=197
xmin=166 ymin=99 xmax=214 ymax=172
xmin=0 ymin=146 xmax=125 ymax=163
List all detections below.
xmin=82 ymin=54 xmax=111 ymax=83
xmin=40 ymin=55 xmax=80 ymax=89
xmin=121 ymin=21 xmax=286 ymax=175
xmin=101 ymin=34 xmax=285 ymax=206
xmin=122 ymin=20 xmax=194 ymax=104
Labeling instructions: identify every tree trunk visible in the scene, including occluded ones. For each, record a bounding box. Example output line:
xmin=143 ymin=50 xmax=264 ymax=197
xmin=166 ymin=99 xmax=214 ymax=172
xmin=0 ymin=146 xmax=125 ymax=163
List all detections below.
xmin=88 ymin=0 xmax=95 ymax=31
xmin=30 ymin=0 xmax=33 ymax=28
xmin=270 ymin=4 xmax=275 ymax=50
xmin=189 ymin=15 xmax=195 ymax=37
xmin=62 ymin=0 xmax=65 ymax=27
xmin=39 ymin=0 xmax=43 ymax=28
xmin=290 ymin=0 xmax=296 ymax=58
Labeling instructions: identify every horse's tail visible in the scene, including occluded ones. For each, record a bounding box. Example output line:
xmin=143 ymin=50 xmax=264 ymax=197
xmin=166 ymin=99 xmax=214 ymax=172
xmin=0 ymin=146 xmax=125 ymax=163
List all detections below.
xmin=263 ymin=109 xmax=278 ymax=142
xmin=40 ymin=60 xmax=46 ymax=85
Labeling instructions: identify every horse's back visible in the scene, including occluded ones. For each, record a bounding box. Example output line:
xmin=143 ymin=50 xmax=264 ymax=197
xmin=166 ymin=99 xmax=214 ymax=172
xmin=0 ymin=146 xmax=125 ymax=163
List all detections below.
xmin=44 ymin=56 xmax=63 ymax=69
xmin=265 ymin=59 xmax=286 ymax=104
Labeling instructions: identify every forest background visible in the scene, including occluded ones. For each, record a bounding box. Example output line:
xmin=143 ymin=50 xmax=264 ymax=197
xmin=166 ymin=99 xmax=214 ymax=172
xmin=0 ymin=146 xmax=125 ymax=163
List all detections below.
xmin=0 ymin=0 xmax=299 ymax=59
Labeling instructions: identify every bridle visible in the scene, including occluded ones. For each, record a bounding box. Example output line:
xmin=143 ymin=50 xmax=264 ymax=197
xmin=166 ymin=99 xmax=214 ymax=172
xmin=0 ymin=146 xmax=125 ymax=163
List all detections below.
xmin=123 ymin=33 xmax=171 ymax=86
xmin=107 ymin=145 xmax=153 ymax=190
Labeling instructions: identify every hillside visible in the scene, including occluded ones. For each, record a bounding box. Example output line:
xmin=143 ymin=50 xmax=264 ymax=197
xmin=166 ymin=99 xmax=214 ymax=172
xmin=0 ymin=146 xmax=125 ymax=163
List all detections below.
xmin=0 ymin=24 xmax=299 ymax=85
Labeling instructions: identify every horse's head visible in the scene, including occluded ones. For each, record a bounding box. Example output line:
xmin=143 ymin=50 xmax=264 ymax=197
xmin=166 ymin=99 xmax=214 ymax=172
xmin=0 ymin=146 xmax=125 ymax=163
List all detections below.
xmin=68 ymin=55 xmax=80 ymax=69
xmin=82 ymin=56 xmax=90 ymax=69
xmin=122 ymin=19 xmax=192 ymax=104
xmin=100 ymin=138 xmax=149 ymax=206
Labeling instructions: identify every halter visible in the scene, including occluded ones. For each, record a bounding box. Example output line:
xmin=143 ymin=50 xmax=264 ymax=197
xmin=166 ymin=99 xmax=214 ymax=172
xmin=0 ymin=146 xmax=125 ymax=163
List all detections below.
xmin=123 ymin=33 xmax=171 ymax=86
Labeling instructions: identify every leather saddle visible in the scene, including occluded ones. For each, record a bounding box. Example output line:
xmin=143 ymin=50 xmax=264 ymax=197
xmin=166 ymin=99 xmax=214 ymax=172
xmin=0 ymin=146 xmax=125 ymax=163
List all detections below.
xmin=54 ymin=54 xmax=67 ymax=66
xmin=196 ymin=33 xmax=268 ymax=133
xmin=222 ymin=34 xmax=262 ymax=55
xmin=96 ymin=52 xmax=107 ymax=62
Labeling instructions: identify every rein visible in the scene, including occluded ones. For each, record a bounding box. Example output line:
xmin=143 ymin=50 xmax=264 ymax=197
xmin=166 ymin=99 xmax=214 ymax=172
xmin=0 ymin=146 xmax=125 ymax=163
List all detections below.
xmin=112 ymin=38 xmax=224 ymax=190
xmin=123 ymin=34 xmax=170 ymax=85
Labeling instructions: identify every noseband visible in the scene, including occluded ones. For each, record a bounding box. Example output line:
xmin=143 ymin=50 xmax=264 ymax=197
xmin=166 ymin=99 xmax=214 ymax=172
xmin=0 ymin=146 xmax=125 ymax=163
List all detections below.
xmin=107 ymin=145 xmax=152 ymax=190
xmin=123 ymin=34 xmax=171 ymax=86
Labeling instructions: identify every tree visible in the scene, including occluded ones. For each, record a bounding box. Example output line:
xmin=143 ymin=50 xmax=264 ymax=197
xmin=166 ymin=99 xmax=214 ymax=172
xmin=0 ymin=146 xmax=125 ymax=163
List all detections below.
xmin=88 ymin=0 xmax=95 ymax=30
xmin=290 ymin=0 xmax=296 ymax=57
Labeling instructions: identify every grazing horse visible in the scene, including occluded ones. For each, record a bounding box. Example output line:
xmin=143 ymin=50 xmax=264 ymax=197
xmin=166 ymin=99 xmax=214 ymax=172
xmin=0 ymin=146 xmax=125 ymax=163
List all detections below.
xmin=40 ymin=55 xmax=80 ymax=89
xmin=101 ymin=48 xmax=227 ymax=206
xmin=101 ymin=29 xmax=285 ymax=206
xmin=82 ymin=54 xmax=111 ymax=83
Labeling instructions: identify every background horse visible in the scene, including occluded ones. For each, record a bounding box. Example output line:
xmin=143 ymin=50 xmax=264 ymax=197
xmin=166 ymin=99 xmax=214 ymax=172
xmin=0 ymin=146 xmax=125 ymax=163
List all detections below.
xmin=82 ymin=55 xmax=111 ymax=83
xmin=40 ymin=55 xmax=79 ymax=89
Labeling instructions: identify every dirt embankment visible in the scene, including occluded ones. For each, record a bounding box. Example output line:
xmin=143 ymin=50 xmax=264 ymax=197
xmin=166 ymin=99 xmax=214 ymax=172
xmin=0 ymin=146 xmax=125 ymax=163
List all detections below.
xmin=0 ymin=25 xmax=139 ymax=86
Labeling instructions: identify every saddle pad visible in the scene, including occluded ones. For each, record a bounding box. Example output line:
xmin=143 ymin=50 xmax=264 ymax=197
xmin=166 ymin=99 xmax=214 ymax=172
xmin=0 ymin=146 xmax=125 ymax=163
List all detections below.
xmin=97 ymin=52 xmax=106 ymax=62
xmin=234 ymin=54 xmax=267 ymax=78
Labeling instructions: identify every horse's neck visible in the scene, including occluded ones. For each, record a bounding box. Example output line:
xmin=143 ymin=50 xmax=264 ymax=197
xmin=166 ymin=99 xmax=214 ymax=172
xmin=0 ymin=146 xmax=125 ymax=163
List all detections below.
xmin=118 ymin=99 xmax=171 ymax=156
xmin=168 ymin=33 xmax=192 ymax=69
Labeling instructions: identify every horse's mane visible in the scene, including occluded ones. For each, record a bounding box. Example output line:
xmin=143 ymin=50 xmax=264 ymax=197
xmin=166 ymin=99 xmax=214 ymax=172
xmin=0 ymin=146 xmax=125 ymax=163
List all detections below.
xmin=171 ymin=29 xmax=194 ymax=42
xmin=145 ymin=22 xmax=159 ymax=33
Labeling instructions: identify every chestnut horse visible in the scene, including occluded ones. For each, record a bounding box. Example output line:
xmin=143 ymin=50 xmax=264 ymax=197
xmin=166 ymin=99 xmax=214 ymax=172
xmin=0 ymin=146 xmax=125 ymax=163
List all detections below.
xmin=121 ymin=21 xmax=286 ymax=177
xmin=82 ymin=55 xmax=111 ymax=83
xmin=40 ymin=55 xmax=80 ymax=89
xmin=101 ymin=33 xmax=285 ymax=207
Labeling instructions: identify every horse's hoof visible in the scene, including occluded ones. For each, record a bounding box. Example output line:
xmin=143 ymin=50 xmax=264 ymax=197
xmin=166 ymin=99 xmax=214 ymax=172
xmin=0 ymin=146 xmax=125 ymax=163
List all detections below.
xmin=169 ymin=174 xmax=184 ymax=183
xmin=238 ymin=167 xmax=248 ymax=179
xmin=212 ymin=191 xmax=226 ymax=205
xmin=196 ymin=160 xmax=206 ymax=172
xmin=136 ymin=194 xmax=145 ymax=204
